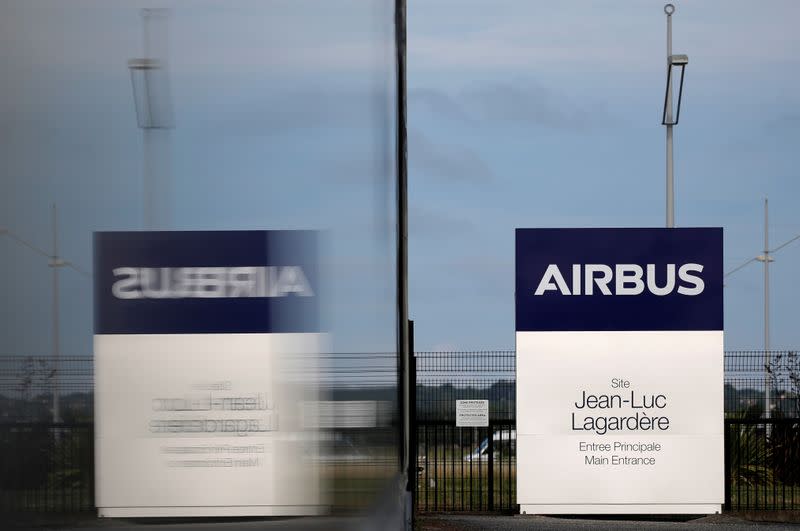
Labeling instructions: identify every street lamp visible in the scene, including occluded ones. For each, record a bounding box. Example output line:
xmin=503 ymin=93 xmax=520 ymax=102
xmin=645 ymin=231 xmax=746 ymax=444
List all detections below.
xmin=662 ymin=54 xmax=688 ymax=126
xmin=127 ymin=58 xmax=172 ymax=129
xmin=724 ymin=199 xmax=800 ymax=421
xmin=662 ymin=4 xmax=689 ymax=228
xmin=127 ymin=8 xmax=173 ymax=230
xmin=756 ymin=199 xmax=774 ymax=421
xmin=1 ymin=205 xmax=90 ymax=423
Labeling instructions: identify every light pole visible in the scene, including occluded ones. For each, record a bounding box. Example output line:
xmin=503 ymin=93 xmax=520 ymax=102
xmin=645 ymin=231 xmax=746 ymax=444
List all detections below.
xmin=1 ymin=205 xmax=89 ymax=423
xmin=49 ymin=205 xmax=63 ymax=423
xmin=128 ymin=8 xmax=173 ymax=229
xmin=662 ymin=4 xmax=688 ymax=228
xmin=724 ymin=199 xmax=800 ymax=419
xmin=756 ymin=199 xmax=774 ymax=420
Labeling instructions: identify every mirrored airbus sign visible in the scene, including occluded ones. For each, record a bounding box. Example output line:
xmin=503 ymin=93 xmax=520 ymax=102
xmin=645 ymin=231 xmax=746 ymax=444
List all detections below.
xmin=94 ymin=230 xmax=323 ymax=518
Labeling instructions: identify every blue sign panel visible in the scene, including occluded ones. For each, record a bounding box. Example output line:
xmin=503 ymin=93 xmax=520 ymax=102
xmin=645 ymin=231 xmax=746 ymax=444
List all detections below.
xmin=94 ymin=230 xmax=319 ymax=334
xmin=515 ymin=228 xmax=723 ymax=332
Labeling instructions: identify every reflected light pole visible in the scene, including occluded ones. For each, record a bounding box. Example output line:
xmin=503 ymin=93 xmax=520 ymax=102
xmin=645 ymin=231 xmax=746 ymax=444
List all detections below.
xmin=128 ymin=8 xmax=173 ymax=230
xmin=1 ymin=205 xmax=90 ymax=423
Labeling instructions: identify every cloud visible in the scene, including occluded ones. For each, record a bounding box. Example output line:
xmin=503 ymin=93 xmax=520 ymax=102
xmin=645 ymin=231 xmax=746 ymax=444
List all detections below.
xmin=411 ymin=83 xmax=602 ymax=131
xmin=410 ymin=88 xmax=475 ymax=125
xmin=462 ymin=82 xmax=594 ymax=130
xmin=763 ymin=112 xmax=800 ymax=136
xmin=180 ymin=87 xmax=394 ymax=137
xmin=409 ymin=128 xmax=492 ymax=183
xmin=409 ymin=205 xmax=475 ymax=238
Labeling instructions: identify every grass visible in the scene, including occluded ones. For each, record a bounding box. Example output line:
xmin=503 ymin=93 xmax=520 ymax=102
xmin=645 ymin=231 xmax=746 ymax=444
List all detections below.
xmin=416 ymin=460 xmax=517 ymax=512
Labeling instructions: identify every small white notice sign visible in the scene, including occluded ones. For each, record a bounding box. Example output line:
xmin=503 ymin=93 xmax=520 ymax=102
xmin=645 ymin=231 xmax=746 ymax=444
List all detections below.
xmin=456 ymin=400 xmax=489 ymax=427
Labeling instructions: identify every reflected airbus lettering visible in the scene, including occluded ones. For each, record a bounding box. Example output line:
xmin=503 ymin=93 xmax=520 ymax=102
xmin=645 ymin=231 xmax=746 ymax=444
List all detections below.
xmin=111 ymin=266 xmax=313 ymax=299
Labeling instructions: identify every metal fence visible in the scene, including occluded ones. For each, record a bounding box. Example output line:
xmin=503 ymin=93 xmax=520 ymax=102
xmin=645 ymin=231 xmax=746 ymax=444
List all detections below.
xmin=416 ymin=421 xmax=515 ymax=512
xmin=416 ymin=351 xmax=515 ymax=423
xmin=725 ymin=350 xmax=800 ymax=418
xmin=414 ymin=351 xmax=516 ymax=511
xmin=725 ymin=418 xmax=800 ymax=510
xmin=2 ymin=351 xmax=800 ymax=514
xmin=0 ymin=353 xmax=400 ymax=513
xmin=0 ymin=356 xmax=93 ymax=424
xmin=415 ymin=350 xmax=800 ymax=423
xmin=3 ymin=350 xmax=796 ymax=423
xmin=414 ymin=349 xmax=800 ymax=512
xmin=0 ymin=423 xmax=94 ymax=513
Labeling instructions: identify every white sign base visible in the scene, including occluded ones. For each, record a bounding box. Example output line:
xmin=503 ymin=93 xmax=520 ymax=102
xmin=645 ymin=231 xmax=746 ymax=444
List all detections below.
xmin=99 ymin=505 xmax=327 ymax=518
xmin=520 ymin=504 xmax=721 ymax=515
xmin=516 ymin=330 xmax=723 ymax=514
xmin=95 ymin=333 xmax=324 ymax=516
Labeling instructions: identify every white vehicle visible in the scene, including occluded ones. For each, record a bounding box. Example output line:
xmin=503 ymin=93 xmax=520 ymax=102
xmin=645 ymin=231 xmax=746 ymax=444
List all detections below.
xmin=463 ymin=428 xmax=516 ymax=462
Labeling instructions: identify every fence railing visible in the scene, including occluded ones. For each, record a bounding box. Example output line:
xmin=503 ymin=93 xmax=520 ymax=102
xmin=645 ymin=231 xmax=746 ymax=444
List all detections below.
xmin=0 ymin=423 xmax=94 ymax=513
xmin=414 ymin=350 xmax=800 ymax=421
xmin=2 ymin=351 xmax=797 ymax=422
xmin=725 ymin=418 xmax=800 ymax=511
xmin=415 ymin=420 xmax=515 ymax=512
xmin=2 ymin=351 xmax=800 ymax=514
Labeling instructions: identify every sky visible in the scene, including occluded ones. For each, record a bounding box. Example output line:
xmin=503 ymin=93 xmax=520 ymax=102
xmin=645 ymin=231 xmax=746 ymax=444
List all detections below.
xmin=1 ymin=0 xmax=799 ymax=358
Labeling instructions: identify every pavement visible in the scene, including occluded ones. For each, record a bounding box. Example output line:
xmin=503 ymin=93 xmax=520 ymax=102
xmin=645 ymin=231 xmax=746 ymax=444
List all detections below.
xmin=5 ymin=512 xmax=800 ymax=530
xmin=418 ymin=514 xmax=800 ymax=531
xmin=4 ymin=478 xmax=408 ymax=531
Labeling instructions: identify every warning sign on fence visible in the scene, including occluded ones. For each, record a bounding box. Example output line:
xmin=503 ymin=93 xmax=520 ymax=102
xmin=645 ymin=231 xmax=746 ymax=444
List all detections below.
xmin=456 ymin=399 xmax=489 ymax=427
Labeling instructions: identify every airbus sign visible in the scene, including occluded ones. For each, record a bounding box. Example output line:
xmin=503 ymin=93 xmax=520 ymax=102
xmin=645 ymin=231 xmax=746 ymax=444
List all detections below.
xmin=515 ymin=228 xmax=722 ymax=332
xmin=111 ymin=266 xmax=313 ymax=299
xmin=93 ymin=230 xmax=323 ymax=517
xmin=534 ymin=263 xmax=705 ymax=296
xmin=515 ymin=227 xmax=723 ymax=515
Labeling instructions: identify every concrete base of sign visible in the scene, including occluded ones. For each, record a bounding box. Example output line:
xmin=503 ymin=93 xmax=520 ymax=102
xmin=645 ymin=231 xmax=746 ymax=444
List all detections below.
xmin=519 ymin=504 xmax=722 ymax=515
xmin=98 ymin=505 xmax=329 ymax=518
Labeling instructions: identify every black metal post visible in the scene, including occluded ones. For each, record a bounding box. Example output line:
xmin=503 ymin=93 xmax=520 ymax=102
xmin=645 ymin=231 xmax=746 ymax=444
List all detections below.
xmin=394 ymin=0 xmax=409 ymax=485
xmin=488 ymin=421 xmax=494 ymax=510
xmin=408 ymin=320 xmax=416 ymax=513
xmin=89 ymin=423 xmax=96 ymax=512
xmin=724 ymin=419 xmax=731 ymax=511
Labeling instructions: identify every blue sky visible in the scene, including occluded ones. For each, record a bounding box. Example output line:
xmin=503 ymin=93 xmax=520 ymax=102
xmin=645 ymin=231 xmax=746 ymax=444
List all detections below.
xmin=1 ymin=1 xmax=799 ymax=357
xmin=407 ymin=0 xmax=800 ymax=350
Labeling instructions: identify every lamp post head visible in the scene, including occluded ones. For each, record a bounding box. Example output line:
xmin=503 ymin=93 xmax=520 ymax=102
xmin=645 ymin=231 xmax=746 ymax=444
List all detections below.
xmin=669 ymin=54 xmax=689 ymax=66
xmin=127 ymin=57 xmax=173 ymax=129
xmin=127 ymin=58 xmax=162 ymax=71
xmin=662 ymin=57 xmax=688 ymax=126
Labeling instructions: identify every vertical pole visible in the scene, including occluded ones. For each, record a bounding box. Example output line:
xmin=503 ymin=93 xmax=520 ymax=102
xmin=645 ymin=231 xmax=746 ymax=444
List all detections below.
xmin=408 ymin=320 xmax=416 ymax=516
xmin=51 ymin=204 xmax=61 ymax=424
xmin=395 ymin=1 xmax=410 ymax=528
xmin=139 ymin=8 xmax=172 ymax=230
xmin=143 ymin=131 xmax=153 ymax=229
xmin=89 ymin=423 xmax=95 ymax=510
xmin=142 ymin=9 xmax=153 ymax=229
xmin=488 ymin=421 xmax=494 ymax=510
xmin=665 ymin=5 xmax=675 ymax=228
xmin=396 ymin=2 xmax=409 ymax=468
xmin=764 ymin=198 xmax=771 ymax=421
xmin=724 ymin=420 xmax=731 ymax=511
